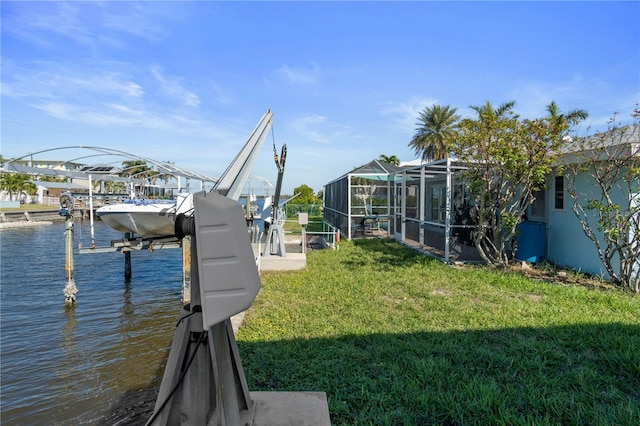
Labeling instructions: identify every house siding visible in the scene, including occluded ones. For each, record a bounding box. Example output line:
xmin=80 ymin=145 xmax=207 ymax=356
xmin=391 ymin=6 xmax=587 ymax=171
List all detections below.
xmin=546 ymin=171 xmax=629 ymax=279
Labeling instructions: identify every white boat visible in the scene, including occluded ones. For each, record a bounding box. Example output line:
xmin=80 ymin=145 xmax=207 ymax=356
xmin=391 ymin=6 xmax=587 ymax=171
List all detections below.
xmin=95 ymin=110 xmax=273 ymax=238
xmin=96 ymin=194 xmax=193 ymax=238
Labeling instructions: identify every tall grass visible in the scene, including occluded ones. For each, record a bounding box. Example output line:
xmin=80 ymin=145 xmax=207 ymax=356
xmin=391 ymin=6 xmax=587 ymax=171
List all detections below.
xmin=238 ymin=239 xmax=639 ymax=425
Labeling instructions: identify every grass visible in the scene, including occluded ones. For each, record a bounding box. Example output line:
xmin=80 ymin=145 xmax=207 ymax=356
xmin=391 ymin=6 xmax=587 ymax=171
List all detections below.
xmin=237 ymin=238 xmax=640 ymax=425
xmin=0 ymin=204 xmax=59 ymax=212
xmin=283 ymin=214 xmax=327 ymax=234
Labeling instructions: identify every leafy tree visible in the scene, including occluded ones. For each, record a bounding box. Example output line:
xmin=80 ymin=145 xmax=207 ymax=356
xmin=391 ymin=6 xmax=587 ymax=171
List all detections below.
xmin=0 ymin=173 xmax=37 ymax=201
xmin=104 ymin=181 xmax=127 ymax=193
xmin=564 ymin=108 xmax=639 ymax=292
xmin=316 ymin=189 xmax=324 ymax=201
xmin=37 ymin=175 xmax=66 ymax=183
xmin=379 ymin=154 xmax=400 ymax=166
xmin=293 ymin=184 xmax=318 ymax=205
xmin=452 ymin=100 xmax=582 ymax=266
xmin=409 ymin=104 xmax=460 ymax=162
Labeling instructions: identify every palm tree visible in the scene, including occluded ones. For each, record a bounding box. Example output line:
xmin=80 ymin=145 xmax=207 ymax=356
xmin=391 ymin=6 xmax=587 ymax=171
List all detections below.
xmin=409 ymin=104 xmax=460 ymax=162
xmin=378 ymin=154 xmax=400 ymax=166
xmin=120 ymin=160 xmax=150 ymax=178
xmin=0 ymin=173 xmax=36 ymax=201
xmin=545 ymin=101 xmax=588 ymax=135
xmin=469 ymin=100 xmax=517 ymax=122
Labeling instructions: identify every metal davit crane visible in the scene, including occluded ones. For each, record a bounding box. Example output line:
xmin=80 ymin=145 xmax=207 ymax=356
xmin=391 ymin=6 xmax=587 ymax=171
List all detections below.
xmin=263 ymin=143 xmax=287 ymax=258
xmin=147 ymin=110 xmax=330 ymax=425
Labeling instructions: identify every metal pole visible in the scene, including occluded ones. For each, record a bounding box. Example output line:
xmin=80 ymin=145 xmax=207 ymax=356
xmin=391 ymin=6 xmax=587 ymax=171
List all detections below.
xmin=419 ymin=166 xmax=426 ymax=247
xmin=63 ymin=215 xmax=77 ymax=306
xmin=445 ymin=158 xmax=452 ymax=263
xmin=88 ymin=174 xmax=95 ymax=248
xmin=347 ymin=175 xmax=352 ymax=240
xmin=401 ymin=172 xmax=407 ymax=242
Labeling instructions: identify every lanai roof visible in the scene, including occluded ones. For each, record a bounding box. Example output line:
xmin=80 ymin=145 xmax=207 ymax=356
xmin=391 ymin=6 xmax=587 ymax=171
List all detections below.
xmin=326 ymin=159 xmax=407 ymax=184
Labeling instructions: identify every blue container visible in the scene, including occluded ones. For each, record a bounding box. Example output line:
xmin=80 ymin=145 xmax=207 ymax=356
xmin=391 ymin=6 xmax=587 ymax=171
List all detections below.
xmin=515 ymin=221 xmax=546 ymax=263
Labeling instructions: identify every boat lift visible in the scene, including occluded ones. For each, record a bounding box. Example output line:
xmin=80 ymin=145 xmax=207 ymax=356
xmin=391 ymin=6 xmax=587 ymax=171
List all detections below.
xmin=263 ymin=143 xmax=287 ymax=257
xmin=60 ymin=110 xmax=274 ymax=297
xmin=58 ymin=109 xmax=329 ymax=424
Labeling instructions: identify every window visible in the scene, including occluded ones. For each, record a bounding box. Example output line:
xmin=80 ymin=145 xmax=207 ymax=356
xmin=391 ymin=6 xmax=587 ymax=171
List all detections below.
xmin=554 ymin=175 xmax=564 ymax=210
xmin=530 ymin=189 xmax=546 ymax=219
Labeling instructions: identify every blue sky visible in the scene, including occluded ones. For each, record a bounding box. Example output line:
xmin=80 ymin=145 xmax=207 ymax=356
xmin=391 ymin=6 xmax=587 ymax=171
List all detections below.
xmin=2 ymin=1 xmax=639 ymax=195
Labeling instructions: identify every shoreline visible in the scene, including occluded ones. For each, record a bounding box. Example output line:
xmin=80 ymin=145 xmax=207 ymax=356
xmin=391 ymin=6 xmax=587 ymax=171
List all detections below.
xmin=0 ymin=220 xmax=54 ymax=230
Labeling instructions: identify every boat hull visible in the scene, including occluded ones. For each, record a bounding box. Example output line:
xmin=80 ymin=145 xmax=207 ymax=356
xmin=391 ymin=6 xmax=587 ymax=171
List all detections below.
xmin=96 ymin=204 xmax=176 ymax=238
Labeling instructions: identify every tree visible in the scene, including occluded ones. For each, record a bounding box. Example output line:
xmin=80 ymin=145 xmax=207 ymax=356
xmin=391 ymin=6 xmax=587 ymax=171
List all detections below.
xmin=379 ymin=154 xmax=400 ymax=166
xmin=37 ymin=175 xmax=66 ymax=183
xmin=0 ymin=173 xmax=37 ymax=201
xmin=564 ymin=109 xmax=639 ymax=292
xmin=120 ymin=160 xmax=151 ymax=178
xmin=104 ymin=181 xmax=127 ymax=194
xmin=292 ymin=184 xmax=318 ymax=205
xmin=409 ymin=104 xmax=460 ymax=162
xmin=452 ymin=100 xmax=581 ymax=266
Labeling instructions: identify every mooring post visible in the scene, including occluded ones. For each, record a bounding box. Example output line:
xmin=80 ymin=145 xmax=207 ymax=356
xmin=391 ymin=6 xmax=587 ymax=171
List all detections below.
xmin=63 ymin=214 xmax=77 ymax=306
xmin=124 ymin=232 xmax=132 ymax=281
xmin=182 ymin=235 xmax=191 ymax=306
xmin=59 ymin=192 xmax=77 ymax=305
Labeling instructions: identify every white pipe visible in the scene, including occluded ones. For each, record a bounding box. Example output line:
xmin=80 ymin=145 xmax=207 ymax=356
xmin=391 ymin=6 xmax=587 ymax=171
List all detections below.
xmin=89 ymin=174 xmax=95 ymax=248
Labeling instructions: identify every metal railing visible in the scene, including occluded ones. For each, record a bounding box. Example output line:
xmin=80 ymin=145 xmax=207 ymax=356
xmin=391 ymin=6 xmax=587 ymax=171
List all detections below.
xmin=285 ymin=219 xmax=340 ymax=250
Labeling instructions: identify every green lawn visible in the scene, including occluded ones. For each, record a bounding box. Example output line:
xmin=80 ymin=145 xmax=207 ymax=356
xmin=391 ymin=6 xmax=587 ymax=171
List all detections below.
xmin=0 ymin=204 xmax=59 ymax=212
xmin=237 ymin=238 xmax=640 ymax=425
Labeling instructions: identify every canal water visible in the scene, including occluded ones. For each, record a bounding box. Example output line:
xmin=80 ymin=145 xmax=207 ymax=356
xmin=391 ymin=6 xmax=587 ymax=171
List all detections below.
xmin=1 ymin=221 xmax=183 ymax=425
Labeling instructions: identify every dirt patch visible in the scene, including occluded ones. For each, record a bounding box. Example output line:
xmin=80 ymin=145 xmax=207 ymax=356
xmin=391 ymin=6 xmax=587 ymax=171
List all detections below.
xmin=508 ymin=263 xmax=619 ymax=291
xmin=430 ymin=289 xmax=453 ymax=297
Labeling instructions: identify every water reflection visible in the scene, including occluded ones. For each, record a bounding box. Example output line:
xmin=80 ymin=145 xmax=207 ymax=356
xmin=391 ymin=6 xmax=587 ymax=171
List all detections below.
xmin=121 ymin=281 xmax=135 ymax=322
xmin=0 ymin=222 xmax=182 ymax=425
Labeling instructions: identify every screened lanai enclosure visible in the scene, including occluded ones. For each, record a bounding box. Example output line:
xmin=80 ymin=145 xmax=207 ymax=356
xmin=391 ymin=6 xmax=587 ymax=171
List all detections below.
xmin=323 ymin=160 xmax=402 ymax=239
xmin=388 ymin=158 xmax=484 ymax=263
xmin=324 ymin=158 xmax=484 ymax=263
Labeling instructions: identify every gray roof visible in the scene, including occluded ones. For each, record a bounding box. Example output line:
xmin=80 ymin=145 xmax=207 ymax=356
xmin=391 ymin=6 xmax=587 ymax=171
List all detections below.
xmin=326 ymin=159 xmax=408 ymax=184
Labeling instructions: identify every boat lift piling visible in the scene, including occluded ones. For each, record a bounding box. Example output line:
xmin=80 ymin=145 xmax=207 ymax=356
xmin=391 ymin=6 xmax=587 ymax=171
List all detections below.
xmin=124 ymin=232 xmax=132 ymax=281
xmin=59 ymin=193 xmax=77 ymax=306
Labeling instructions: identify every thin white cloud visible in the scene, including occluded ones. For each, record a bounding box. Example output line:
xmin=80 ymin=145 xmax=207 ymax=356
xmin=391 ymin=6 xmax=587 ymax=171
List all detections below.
xmin=379 ymin=96 xmax=439 ymax=132
xmin=151 ymin=66 xmax=201 ymax=107
xmin=3 ymin=63 xmax=217 ymax=137
xmin=289 ymin=113 xmax=330 ymax=144
xmin=28 ymin=2 xmax=97 ymax=48
xmin=2 ymin=65 xmax=144 ymax=100
xmin=2 ymin=1 xmax=175 ymax=50
xmin=101 ymin=3 xmax=168 ymax=43
xmin=208 ymin=80 xmax=235 ymax=105
xmin=506 ymin=74 xmax=636 ymax=127
xmin=287 ymin=112 xmax=358 ymax=146
xmin=32 ymin=102 xmax=163 ymax=129
xmin=275 ymin=64 xmax=321 ymax=86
